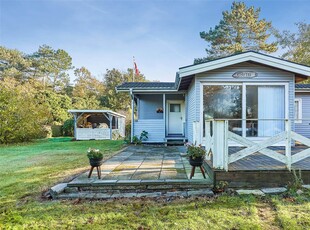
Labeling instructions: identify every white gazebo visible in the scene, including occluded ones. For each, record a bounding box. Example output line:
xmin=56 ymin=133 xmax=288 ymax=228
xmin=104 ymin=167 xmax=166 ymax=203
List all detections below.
xmin=68 ymin=110 xmax=126 ymax=140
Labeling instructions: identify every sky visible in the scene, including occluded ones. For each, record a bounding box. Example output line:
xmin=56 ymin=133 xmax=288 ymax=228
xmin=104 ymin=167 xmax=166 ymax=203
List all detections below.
xmin=0 ymin=0 xmax=309 ymax=83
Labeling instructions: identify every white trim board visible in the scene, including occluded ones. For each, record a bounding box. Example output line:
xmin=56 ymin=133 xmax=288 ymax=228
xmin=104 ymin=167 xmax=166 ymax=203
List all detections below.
xmin=179 ymin=52 xmax=310 ymax=78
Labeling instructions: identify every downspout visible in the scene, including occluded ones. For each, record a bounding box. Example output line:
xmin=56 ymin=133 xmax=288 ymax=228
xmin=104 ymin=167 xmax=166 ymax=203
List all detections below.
xmin=130 ymin=88 xmax=134 ymax=143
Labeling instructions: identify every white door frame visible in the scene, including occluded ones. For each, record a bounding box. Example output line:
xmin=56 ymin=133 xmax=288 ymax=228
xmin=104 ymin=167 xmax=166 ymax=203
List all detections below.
xmin=166 ymin=100 xmax=185 ymax=136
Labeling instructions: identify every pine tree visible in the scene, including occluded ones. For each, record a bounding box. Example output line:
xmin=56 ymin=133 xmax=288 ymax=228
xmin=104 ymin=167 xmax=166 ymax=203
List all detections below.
xmin=195 ymin=1 xmax=277 ymax=64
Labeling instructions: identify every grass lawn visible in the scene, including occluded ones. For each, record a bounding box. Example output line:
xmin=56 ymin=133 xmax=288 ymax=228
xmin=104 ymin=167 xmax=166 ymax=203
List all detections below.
xmin=0 ymin=138 xmax=309 ymax=229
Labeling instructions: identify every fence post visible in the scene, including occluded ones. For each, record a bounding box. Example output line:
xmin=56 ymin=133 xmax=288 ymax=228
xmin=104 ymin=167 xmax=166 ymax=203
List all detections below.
xmin=285 ymin=119 xmax=292 ymax=171
xmin=213 ymin=120 xmax=228 ymax=171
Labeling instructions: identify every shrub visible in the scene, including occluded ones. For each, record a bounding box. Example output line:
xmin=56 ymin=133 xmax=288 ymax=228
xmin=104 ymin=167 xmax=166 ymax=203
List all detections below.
xmin=62 ymin=119 xmax=74 ymax=136
xmin=51 ymin=125 xmax=62 ymax=137
xmin=0 ymin=78 xmax=49 ymax=144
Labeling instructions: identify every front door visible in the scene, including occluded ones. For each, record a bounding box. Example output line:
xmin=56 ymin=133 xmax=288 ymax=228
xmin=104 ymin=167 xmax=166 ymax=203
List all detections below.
xmin=167 ymin=101 xmax=184 ymax=135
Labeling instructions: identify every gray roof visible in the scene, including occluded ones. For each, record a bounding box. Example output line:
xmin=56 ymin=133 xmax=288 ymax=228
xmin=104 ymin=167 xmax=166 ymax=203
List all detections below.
xmin=295 ymin=84 xmax=310 ymax=89
xmin=117 ymin=82 xmax=176 ymax=90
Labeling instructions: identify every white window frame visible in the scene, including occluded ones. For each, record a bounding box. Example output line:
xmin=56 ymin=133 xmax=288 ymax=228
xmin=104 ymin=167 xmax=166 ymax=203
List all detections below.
xmin=294 ymin=98 xmax=302 ymax=123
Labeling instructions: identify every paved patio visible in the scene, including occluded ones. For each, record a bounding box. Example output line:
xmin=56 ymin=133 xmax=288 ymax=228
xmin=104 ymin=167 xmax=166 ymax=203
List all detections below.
xmin=71 ymin=145 xmax=211 ymax=185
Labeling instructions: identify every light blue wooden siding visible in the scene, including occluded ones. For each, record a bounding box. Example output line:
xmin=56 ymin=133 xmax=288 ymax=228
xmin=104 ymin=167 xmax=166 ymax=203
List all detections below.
xmin=194 ymin=62 xmax=295 ymax=130
xmin=187 ymin=79 xmax=196 ymax=143
xmin=134 ymin=119 xmax=165 ymax=142
xmin=139 ymin=94 xmax=163 ymax=119
xmin=295 ymin=93 xmax=310 ymax=138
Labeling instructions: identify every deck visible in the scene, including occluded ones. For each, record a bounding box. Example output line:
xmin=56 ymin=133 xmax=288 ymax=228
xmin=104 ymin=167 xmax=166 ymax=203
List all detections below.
xmin=205 ymin=145 xmax=310 ymax=188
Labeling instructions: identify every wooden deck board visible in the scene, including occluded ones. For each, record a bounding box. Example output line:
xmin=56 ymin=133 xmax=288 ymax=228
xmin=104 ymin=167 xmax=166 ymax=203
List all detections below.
xmin=225 ymin=145 xmax=310 ymax=171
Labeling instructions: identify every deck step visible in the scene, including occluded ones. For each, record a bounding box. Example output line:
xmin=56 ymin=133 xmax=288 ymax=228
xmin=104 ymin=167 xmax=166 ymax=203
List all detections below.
xmin=56 ymin=188 xmax=215 ymax=199
xmin=67 ymin=179 xmax=212 ymax=191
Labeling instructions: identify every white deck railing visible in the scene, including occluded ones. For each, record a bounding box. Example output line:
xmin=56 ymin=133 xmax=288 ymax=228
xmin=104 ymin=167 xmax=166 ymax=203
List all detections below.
xmin=193 ymin=119 xmax=310 ymax=171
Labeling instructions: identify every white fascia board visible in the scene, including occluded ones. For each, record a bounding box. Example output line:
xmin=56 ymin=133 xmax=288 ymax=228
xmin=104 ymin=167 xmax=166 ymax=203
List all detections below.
xmin=117 ymin=89 xmax=178 ymax=93
xmin=179 ymin=52 xmax=310 ymax=78
xmin=68 ymin=110 xmax=126 ymax=118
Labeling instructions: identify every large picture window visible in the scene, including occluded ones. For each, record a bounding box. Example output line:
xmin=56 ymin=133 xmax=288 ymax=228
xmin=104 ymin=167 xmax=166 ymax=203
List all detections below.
xmin=203 ymin=84 xmax=286 ymax=137
xmin=203 ymin=85 xmax=242 ymax=135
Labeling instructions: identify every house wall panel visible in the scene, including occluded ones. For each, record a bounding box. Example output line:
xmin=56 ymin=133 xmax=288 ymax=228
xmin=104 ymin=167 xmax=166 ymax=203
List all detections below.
xmin=295 ymin=92 xmax=310 ymax=138
xmin=134 ymin=119 xmax=165 ymax=142
xmin=138 ymin=94 xmax=163 ymax=119
xmin=187 ymin=79 xmax=196 ymax=143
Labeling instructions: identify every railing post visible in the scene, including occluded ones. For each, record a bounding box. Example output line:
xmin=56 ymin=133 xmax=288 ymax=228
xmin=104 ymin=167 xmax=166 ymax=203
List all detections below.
xmin=193 ymin=121 xmax=201 ymax=145
xmin=213 ymin=120 xmax=228 ymax=171
xmin=205 ymin=120 xmax=212 ymax=160
xmin=285 ymin=119 xmax=292 ymax=171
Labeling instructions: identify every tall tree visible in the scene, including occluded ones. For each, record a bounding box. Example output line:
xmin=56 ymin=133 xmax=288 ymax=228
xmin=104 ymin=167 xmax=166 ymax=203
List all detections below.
xmin=273 ymin=22 xmax=310 ymax=66
xmin=195 ymin=1 xmax=277 ymax=63
xmin=0 ymin=78 xmax=49 ymax=143
xmin=0 ymin=46 xmax=31 ymax=81
xmin=103 ymin=68 xmax=146 ymax=111
xmin=71 ymin=67 xmax=105 ymax=109
xmin=30 ymin=45 xmax=73 ymax=92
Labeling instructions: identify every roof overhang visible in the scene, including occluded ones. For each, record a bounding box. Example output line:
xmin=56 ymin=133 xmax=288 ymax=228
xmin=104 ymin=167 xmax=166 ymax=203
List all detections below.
xmin=68 ymin=110 xmax=126 ymax=118
xmin=178 ymin=52 xmax=310 ymax=80
xmin=116 ymin=88 xmax=179 ymax=93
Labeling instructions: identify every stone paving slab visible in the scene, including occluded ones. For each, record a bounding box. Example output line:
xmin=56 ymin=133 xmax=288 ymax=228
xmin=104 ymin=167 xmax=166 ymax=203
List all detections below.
xmin=236 ymin=189 xmax=265 ymax=196
xmin=261 ymin=187 xmax=287 ymax=194
xmin=111 ymin=192 xmax=137 ymax=198
xmin=140 ymin=179 xmax=166 ymax=185
xmin=92 ymin=180 xmax=118 ymax=186
xmin=165 ymin=191 xmax=188 ymax=197
xmin=302 ymin=184 xmax=310 ymax=189
xmin=117 ymin=180 xmax=142 ymax=185
xmin=187 ymin=189 xmax=214 ymax=197
xmin=95 ymin=193 xmax=112 ymax=199
xmin=136 ymin=192 xmax=162 ymax=198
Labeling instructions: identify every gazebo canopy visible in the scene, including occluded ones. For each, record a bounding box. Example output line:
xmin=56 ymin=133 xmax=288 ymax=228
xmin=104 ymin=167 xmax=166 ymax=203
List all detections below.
xmin=68 ymin=110 xmax=126 ymax=118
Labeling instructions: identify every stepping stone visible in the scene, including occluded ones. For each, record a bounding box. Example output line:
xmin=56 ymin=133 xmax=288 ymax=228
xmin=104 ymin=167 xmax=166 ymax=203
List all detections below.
xmin=165 ymin=191 xmax=188 ymax=197
xmin=236 ymin=189 xmax=265 ymax=196
xmin=116 ymin=180 xmax=141 ymax=185
xmin=302 ymin=184 xmax=310 ymax=189
xmin=50 ymin=183 xmax=67 ymax=198
xmin=136 ymin=192 xmax=162 ymax=198
xmin=187 ymin=189 xmax=214 ymax=197
xmin=92 ymin=180 xmax=117 ymax=186
xmin=57 ymin=192 xmax=87 ymax=199
xmin=140 ymin=179 xmax=166 ymax=185
xmin=95 ymin=193 xmax=112 ymax=199
xmin=111 ymin=192 xmax=137 ymax=198
xmin=261 ymin=187 xmax=287 ymax=194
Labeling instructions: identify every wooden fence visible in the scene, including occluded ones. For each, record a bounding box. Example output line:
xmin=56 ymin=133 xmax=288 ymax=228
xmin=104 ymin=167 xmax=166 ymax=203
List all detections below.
xmin=193 ymin=119 xmax=310 ymax=171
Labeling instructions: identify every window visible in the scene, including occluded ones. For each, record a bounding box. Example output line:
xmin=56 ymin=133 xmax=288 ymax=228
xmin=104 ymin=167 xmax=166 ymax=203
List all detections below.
xmin=203 ymin=85 xmax=242 ymax=135
xmin=170 ymin=104 xmax=181 ymax=112
xmin=295 ymin=98 xmax=302 ymax=123
xmin=203 ymin=84 xmax=286 ymax=137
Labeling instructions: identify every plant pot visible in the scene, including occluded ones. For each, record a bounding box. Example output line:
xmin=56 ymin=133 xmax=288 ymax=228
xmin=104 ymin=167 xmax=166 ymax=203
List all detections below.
xmin=189 ymin=156 xmax=204 ymax=166
xmin=89 ymin=159 xmax=103 ymax=167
